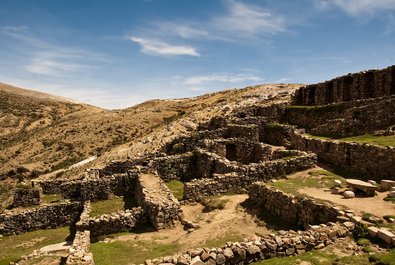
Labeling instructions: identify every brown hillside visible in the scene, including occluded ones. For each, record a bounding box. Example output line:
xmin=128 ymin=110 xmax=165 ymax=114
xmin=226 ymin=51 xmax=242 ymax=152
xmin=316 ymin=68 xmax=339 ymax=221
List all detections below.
xmin=0 ymin=83 xmax=302 ymax=210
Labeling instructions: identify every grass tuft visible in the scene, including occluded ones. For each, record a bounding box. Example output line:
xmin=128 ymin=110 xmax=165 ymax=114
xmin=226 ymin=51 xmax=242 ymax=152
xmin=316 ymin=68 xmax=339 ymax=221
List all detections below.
xmin=165 ymin=180 xmax=184 ymax=201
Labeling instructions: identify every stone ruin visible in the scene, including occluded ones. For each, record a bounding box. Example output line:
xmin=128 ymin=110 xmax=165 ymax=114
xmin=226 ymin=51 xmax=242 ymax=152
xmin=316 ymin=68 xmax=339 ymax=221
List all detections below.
xmin=2 ymin=65 xmax=395 ymax=264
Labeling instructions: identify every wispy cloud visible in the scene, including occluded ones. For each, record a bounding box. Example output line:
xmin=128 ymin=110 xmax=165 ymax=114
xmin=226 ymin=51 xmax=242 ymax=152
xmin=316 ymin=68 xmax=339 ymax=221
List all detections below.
xmin=1 ymin=26 xmax=108 ymax=76
xmin=213 ymin=0 xmax=286 ymax=37
xmin=132 ymin=0 xmax=288 ymax=48
xmin=182 ymin=73 xmax=262 ymax=85
xmin=156 ymin=22 xmax=209 ymax=39
xmin=130 ymin=37 xmax=200 ymax=57
xmin=315 ymin=0 xmax=395 ymax=16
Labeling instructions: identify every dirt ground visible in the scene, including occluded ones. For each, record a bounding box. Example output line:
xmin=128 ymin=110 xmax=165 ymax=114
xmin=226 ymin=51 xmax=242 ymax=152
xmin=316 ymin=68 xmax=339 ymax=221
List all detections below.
xmin=300 ymin=187 xmax=395 ymax=218
xmin=112 ymin=194 xmax=271 ymax=251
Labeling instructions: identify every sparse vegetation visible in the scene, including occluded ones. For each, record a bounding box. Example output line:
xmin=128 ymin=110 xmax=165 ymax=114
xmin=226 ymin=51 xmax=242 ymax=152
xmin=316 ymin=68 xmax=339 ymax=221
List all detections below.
xmin=0 ymin=227 xmax=69 ymax=265
xmin=203 ymin=231 xmax=243 ymax=248
xmin=89 ymin=197 xmax=125 ymax=217
xmin=200 ymin=196 xmax=229 ymax=212
xmin=165 ymin=180 xmax=184 ymax=201
xmin=91 ymin=240 xmax=179 ymax=265
xmin=270 ymin=169 xmax=345 ymax=196
xmin=307 ymin=133 xmax=395 ymax=147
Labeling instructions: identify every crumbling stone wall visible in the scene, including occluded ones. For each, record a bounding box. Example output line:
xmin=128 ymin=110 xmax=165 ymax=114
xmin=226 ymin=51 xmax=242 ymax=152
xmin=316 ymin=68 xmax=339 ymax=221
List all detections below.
xmin=248 ymin=182 xmax=342 ymax=229
xmin=135 ymin=173 xmax=182 ymax=230
xmin=183 ymin=151 xmax=317 ymax=201
xmin=293 ymin=65 xmax=395 ymax=105
xmin=12 ymin=187 xmax=42 ymax=208
xmin=147 ymin=222 xmax=353 ymax=265
xmin=0 ymin=201 xmax=82 ymax=235
xmin=261 ymin=124 xmax=395 ymax=180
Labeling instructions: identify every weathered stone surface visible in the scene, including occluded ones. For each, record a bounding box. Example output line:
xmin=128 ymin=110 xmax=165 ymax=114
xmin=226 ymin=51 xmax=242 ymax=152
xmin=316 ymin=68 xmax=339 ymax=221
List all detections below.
xmin=367 ymin=226 xmax=379 ymax=238
xmin=377 ymin=229 xmax=395 ymax=244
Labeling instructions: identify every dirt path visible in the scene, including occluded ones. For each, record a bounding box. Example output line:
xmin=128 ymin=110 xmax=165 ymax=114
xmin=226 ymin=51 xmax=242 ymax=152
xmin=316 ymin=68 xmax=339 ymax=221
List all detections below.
xmin=300 ymin=187 xmax=395 ymax=217
xmin=113 ymin=194 xmax=271 ymax=251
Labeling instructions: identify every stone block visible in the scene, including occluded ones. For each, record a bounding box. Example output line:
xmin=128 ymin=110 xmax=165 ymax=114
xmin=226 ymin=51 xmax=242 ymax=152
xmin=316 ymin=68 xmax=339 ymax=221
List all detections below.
xmin=367 ymin=226 xmax=379 ymax=238
xmin=381 ymin=180 xmax=395 ymax=191
xmin=377 ymin=229 xmax=395 ymax=244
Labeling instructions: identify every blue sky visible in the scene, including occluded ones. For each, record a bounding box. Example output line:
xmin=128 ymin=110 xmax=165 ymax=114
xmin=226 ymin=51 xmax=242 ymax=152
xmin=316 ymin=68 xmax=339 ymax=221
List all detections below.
xmin=1 ymin=0 xmax=395 ymax=109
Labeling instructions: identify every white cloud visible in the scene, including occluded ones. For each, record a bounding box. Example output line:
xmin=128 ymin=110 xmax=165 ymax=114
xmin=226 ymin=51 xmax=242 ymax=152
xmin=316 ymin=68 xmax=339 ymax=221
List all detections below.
xmin=2 ymin=26 xmax=108 ymax=76
xmin=316 ymin=0 xmax=395 ymax=15
xmin=183 ymin=73 xmax=262 ymax=85
xmin=130 ymin=37 xmax=200 ymax=57
xmin=156 ymin=22 xmax=209 ymax=39
xmin=214 ymin=0 xmax=286 ymax=36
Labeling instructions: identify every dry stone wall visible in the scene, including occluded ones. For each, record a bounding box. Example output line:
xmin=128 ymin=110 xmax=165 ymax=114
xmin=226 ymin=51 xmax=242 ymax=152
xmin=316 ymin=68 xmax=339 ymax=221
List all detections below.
xmin=284 ymin=96 xmax=395 ymax=137
xmin=261 ymin=124 xmax=395 ymax=180
xmin=293 ymin=65 xmax=395 ymax=105
xmin=135 ymin=173 xmax=182 ymax=229
xmin=0 ymin=201 xmax=82 ymax=235
xmin=39 ymin=173 xmax=136 ymax=201
xmin=147 ymin=222 xmax=353 ymax=265
xmin=248 ymin=182 xmax=342 ymax=229
xmin=153 ymin=153 xmax=194 ymax=182
xmin=184 ymin=151 xmax=317 ymax=201
xmin=12 ymin=187 xmax=42 ymax=208
xmin=87 ymin=207 xmax=145 ymax=238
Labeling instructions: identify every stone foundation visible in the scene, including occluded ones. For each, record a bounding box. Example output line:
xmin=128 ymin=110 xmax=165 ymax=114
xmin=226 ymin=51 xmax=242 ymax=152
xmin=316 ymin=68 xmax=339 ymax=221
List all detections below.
xmin=147 ymin=222 xmax=354 ymax=265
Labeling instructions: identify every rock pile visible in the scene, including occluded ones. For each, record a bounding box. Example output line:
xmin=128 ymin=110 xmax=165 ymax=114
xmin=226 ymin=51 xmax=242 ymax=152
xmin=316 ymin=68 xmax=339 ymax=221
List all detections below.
xmin=146 ymin=222 xmax=354 ymax=265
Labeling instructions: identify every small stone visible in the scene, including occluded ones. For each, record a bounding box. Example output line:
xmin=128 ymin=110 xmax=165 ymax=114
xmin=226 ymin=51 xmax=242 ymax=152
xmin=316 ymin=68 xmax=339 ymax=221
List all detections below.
xmin=190 ymin=256 xmax=205 ymax=265
xmin=223 ymin=248 xmax=233 ymax=259
xmin=343 ymin=221 xmax=355 ymax=231
xmin=334 ymin=180 xmax=342 ymax=187
xmin=343 ymin=190 xmax=355 ymax=199
xmin=216 ymin=254 xmax=226 ymax=264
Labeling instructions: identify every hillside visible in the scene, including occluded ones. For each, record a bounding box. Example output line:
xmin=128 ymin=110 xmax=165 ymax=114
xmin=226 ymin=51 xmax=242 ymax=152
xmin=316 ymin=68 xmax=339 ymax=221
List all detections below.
xmin=0 ymin=82 xmax=301 ymax=210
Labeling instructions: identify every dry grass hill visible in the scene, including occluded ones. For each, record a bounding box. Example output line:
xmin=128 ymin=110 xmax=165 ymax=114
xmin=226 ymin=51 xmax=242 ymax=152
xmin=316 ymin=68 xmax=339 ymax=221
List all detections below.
xmin=0 ymin=82 xmax=301 ymax=210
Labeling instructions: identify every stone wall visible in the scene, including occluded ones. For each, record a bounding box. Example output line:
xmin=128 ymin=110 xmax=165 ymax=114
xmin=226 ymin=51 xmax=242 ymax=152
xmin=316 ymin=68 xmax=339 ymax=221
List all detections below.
xmin=261 ymin=124 xmax=395 ymax=180
xmin=292 ymin=65 xmax=395 ymax=105
xmin=12 ymin=187 xmax=42 ymax=208
xmin=248 ymin=182 xmax=342 ymax=229
xmin=202 ymin=139 xmax=272 ymax=164
xmin=39 ymin=173 xmax=136 ymax=201
xmin=0 ymin=201 xmax=82 ymax=235
xmin=183 ymin=152 xmax=317 ymax=201
xmin=87 ymin=207 xmax=145 ymax=238
xmin=147 ymin=222 xmax=353 ymax=265
xmin=66 ymin=201 xmax=95 ymax=265
xmin=283 ymin=96 xmax=395 ymax=137
xmin=153 ymin=153 xmax=194 ymax=182
xmin=135 ymin=173 xmax=182 ymax=230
